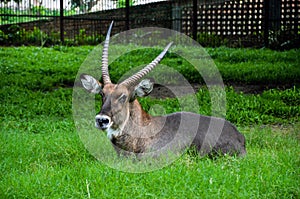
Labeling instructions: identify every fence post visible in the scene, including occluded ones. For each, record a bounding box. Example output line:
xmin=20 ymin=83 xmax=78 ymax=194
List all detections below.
xmin=269 ymin=0 xmax=281 ymax=32
xmin=263 ymin=0 xmax=270 ymax=47
xmin=192 ymin=0 xmax=198 ymax=40
xmin=172 ymin=1 xmax=182 ymax=32
xmin=60 ymin=0 xmax=64 ymax=43
xmin=125 ymin=0 xmax=130 ymax=30
xmin=296 ymin=0 xmax=299 ymax=36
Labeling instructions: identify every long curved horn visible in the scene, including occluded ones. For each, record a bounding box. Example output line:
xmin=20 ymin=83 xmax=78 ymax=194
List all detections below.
xmin=120 ymin=42 xmax=173 ymax=87
xmin=102 ymin=21 xmax=114 ymax=84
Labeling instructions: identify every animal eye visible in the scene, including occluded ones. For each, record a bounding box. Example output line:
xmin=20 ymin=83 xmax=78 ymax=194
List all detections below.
xmin=118 ymin=94 xmax=127 ymax=103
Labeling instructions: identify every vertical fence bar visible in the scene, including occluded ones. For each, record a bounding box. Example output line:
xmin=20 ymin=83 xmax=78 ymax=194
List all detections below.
xmin=294 ymin=0 xmax=299 ymax=36
xmin=193 ymin=0 xmax=198 ymax=40
xmin=60 ymin=0 xmax=64 ymax=43
xmin=126 ymin=0 xmax=130 ymax=30
xmin=172 ymin=1 xmax=182 ymax=32
xmin=263 ymin=0 xmax=269 ymax=47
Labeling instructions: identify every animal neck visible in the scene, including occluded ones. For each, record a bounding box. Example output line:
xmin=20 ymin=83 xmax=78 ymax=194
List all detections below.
xmin=112 ymin=99 xmax=154 ymax=153
xmin=129 ymin=99 xmax=152 ymax=127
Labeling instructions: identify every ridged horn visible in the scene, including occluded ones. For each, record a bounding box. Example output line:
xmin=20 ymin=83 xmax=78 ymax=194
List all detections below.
xmin=120 ymin=42 xmax=173 ymax=87
xmin=102 ymin=21 xmax=114 ymax=85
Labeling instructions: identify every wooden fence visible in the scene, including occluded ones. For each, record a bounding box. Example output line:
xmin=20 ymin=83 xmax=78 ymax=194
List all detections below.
xmin=0 ymin=0 xmax=299 ymax=48
xmin=181 ymin=0 xmax=299 ymax=47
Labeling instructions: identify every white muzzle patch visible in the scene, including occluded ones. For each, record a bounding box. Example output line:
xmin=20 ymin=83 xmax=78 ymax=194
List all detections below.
xmin=95 ymin=115 xmax=112 ymax=130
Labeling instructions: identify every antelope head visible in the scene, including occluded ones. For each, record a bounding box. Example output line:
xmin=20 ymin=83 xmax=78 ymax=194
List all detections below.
xmin=80 ymin=22 xmax=172 ymax=139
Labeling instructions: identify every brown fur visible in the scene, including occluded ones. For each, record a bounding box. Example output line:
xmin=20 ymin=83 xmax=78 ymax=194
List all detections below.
xmin=81 ymin=71 xmax=246 ymax=158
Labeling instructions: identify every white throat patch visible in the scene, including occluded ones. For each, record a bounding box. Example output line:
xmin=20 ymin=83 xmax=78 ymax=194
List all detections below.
xmin=106 ymin=108 xmax=129 ymax=140
xmin=107 ymin=127 xmax=122 ymax=140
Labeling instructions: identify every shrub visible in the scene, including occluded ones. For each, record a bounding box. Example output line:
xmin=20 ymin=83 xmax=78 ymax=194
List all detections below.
xmin=75 ymin=29 xmax=105 ymax=45
xmin=197 ymin=33 xmax=228 ymax=47
xmin=0 ymin=26 xmax=105 ymax=46
xmin=117 ymin=0 xmax=135 ymax=8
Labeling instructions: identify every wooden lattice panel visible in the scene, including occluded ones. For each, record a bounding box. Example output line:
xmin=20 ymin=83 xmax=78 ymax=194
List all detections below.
xmin=281 ymin=0 xmax=299 ymax=33
xmin=182 ymin=0 xmax=265 ymax=37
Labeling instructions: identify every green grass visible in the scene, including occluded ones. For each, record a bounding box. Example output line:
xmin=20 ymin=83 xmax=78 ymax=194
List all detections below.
xmin=102 ymin=46 xmax=300 ymax=86
xmin=0 ymin=46 xmax=299 ymax=198
xmin=0 ymin=122 xmax=299 ymax=198
xmin=209 ymin=47 xmax=300 ymax=85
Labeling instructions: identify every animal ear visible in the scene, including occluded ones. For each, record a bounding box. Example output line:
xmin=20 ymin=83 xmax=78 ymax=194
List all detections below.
xmin=131 ymin=79 xmax=154 ymax=101
xmin=80 ymin=74 xmax=102 ymax=94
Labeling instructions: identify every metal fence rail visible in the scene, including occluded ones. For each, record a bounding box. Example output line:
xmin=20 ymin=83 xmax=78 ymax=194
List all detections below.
xmin=0 ymin=0 xmax=299 ymax=48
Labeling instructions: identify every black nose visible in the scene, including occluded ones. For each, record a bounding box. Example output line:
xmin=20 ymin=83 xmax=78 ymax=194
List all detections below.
xmin=96 ymin=115 xmax=111 ymax=129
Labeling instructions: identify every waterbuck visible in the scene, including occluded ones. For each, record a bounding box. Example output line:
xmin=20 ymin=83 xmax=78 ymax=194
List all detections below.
xmin=80 ymin=22 xmax=246 ymax=158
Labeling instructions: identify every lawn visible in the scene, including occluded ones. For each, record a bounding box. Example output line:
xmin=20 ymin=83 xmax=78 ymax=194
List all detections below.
xmin=0 ymin=46 xmax=299 ymax=198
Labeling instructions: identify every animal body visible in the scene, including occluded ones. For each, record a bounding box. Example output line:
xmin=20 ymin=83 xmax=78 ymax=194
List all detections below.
xmin=80 ymin=22 xmax=246 ymax=158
